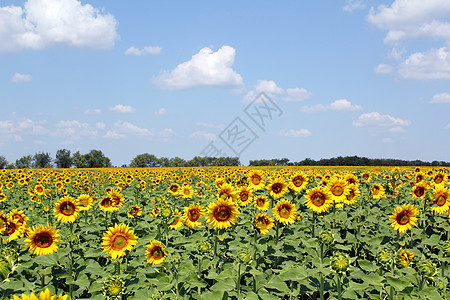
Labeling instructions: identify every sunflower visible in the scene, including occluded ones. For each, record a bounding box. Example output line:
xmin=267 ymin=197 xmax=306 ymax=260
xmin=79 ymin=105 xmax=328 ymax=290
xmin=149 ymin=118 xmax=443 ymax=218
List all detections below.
xmin=10 ymin=288 xmax=68 ymax=300
xmin=217 ymin=183 xmax=236 ymax=201
xmin=342 ymin=185 xmax=360 ymax=205
xmin=248 ymin=170 xmax=265 ymax=190
xmin=182 ymin=203 xmax=205 ymax=228
xmin=4 ymin=217 xmax=24 ymax=242
xmin=127 ymin=205 xmax=142 ymax=218
xmin=414 ymin=172 xmax=426 ymax=184
xmin=432 ymin=172 xmax=446 ymax=185
xmin=8 ymin=209 xmax=28 ymax=226
xmin=168 ymin=183 xmax=180 ymax=196
xmin=108 ymin=190 xmax=125 ymax=207
xmin=273 ymin=199 xmax=297 ymax=225
xmin=266 ymin=177 xmax=288 ymax=199
xmin=0 ymin=193 xmax=6 ymax=202
xmin=0 ymin=211 xmax=7 ymax=234
xmin=77 ymin=194 xmax=93 ymax=211
xmin=25 ymin=224 xmax=60 ymax=256
xmin=205 ymin=198 xmax=239 ymax=230
xmin=254 ymin=195 xmax=270 ymax=211
xmin=169 ymin=209 xmax=183 ymax=230
xmin=431 ymin=185 xmax=450 ymax=214
xmin=344 ymin=173 xmax=360 ymax=186
xmin=327 ymin=177 xmax=350 ymax=203
xmin=287 ymin=172 xmax=308 ymax=193
xmin=390 ymin=204 xmax=419 ymax=233
xmin=34 ymin=184 xmax=46 ymax=196
xmin=102 ymin=223 xmax=138 ymax=259
xmin=180 ymin=185 xmax=194 ymax=199
xmin=410 ymin=182 xmax=427 ymax=199
xmin=54 ymin=196 xmax=80 ymax=223
xmin=254 ymin=213 xmax=274 ymax=234
xmin=370 ymin=183 xmax=385 ymax=199
xmin=99 ymin=195 xmax=118 ymax=212
xmin=395 ymin=249 xmax=414 ymax=268
xmin=304 ymin=186 xmax=333 ymax=213
xmin=237 ymin=186 xmax=253 ymax=206
xmin=360 ymin=171 xmax=372 ymax=183
xmin=145 ymin=240 xmax=167 ymax=265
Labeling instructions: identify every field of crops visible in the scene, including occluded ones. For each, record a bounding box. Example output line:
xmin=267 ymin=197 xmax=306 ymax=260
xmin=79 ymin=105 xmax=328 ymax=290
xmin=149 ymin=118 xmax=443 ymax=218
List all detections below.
xmin=0 ymin=166 xmax=449 ymax=299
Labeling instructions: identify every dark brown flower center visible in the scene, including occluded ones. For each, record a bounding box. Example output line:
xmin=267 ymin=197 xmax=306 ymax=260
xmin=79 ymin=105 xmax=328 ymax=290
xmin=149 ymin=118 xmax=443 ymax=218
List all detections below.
xmin=396 ymin=211 xmax=410 ymax=225
xmin=214 ymin=206 xmax=231 ymax=221
xmin=188 ymin=209 xmax=200 ymax=222
xmin=311 ymin=192 xmax=326 ymax=207
xmin=272 ymin=183 xmax=283 ymax=194
xmin=35 ymin=233 xmax=52 ymax=248
xmin=112 ymin=235 xmax=128 ymax=250
xmin=61 ymin=201 xmax=76 ymax=216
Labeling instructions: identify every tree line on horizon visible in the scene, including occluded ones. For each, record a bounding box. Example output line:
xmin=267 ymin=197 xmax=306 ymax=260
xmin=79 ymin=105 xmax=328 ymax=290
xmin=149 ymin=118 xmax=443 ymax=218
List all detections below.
xmin=0 ymin=150 xmax=449 ymax=169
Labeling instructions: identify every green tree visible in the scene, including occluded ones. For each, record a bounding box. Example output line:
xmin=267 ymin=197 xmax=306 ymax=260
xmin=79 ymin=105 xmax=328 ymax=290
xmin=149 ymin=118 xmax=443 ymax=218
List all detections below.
xmin=0 ymin=155 xmax=8 ymax=169
xmin=55 ymin=149 xmax=73 ymax=168
xmin=129 ymin=153 xmax=160 ymax=167
xmin=33 ymin=152 xmax=53 ymax=168
xmin=169 ymin=157 xmax=186 ymax=167
xmin=84 ymin=150 xmax=112 ymax=168
xmin=15 ymin=155 xmax=33 ymax=169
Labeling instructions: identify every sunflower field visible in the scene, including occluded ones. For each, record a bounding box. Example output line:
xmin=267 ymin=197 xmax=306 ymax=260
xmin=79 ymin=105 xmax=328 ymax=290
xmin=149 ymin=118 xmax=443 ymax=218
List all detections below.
xmin=0 ymin=166 xmax=450 ymax=300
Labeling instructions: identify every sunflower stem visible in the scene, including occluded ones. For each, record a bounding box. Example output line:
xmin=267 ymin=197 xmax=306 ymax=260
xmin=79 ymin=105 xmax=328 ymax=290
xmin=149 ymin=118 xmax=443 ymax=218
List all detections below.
xmin=68 ymin=222 xmax=74 ymax=300
xmin=237 ymin=262 xmax=241 ymax=295
xmin=337 ymin=273 xmax=342 ymax=300
xmin=115 ymin=259 xmax=120 ymax=275
xmin=319 ymin=242 xmax=324 ymax=300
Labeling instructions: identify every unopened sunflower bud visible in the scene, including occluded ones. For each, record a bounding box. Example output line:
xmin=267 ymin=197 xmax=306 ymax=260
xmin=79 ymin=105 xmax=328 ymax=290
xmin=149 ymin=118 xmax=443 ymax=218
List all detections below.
xmin=376 ymin=247 xmax=392 ymax=266
xmin=0 ymin=255 xmax=12 ymax=281
xmin=434 ymin=278 xmax=447 ymax=291
xmin=395 ymin=249 xmax=414 ymax=268
xmin=151 ymin=291 xmax=162 ymax=300
xmin=161 ymin=206 xmax=172 ymax=218
xmin=331 ymin=252 xmax=350 ymax=273
xmin=197 ymin=239 xmax=212 ymax=255
xmin=319 ymin=229 xmax=334 ymax=245
xmin=238 ymin=248 xmax=252 ymax=265
xmin=1 ymin=246 xmax=18 ymax=264
xmin=102 ymin=275 xmax=125 ymax=299
xmin=417 ymin=259 xmax=437 ymax=278
xmin=443 ymin=240 xmax=450 ymax=257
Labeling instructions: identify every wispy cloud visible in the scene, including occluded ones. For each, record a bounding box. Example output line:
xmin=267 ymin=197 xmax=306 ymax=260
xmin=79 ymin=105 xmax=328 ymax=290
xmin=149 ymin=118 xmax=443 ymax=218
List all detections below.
xmin=125 ymin=46 xmax=161 ymax=55
xmin=279 ymin=129 xmax=312 ymax=137
xmin=300 ymin=99 xmax=362 ymax=113
xmin=11 ymin=73 xmax=32 ymax=83
xmin=109 ymin=104 xmax=136 ymax=113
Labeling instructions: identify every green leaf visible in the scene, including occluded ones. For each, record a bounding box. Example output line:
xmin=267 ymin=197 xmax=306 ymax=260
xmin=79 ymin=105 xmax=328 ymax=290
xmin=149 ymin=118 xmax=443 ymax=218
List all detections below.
xmin=358 ymin=260 xmax=378 ymax=272
xmin=362 ymin=273 xmax=384 ymax=288
xmin=210 ymin=278 xmax=236 ymax=292
xmin=278 ymin=267 xmax=308 ymax=282
xmin=265 ymin=275 xmax=289 ymax=293
xmin=33 ymin=253 xmax=59 ymax=266
xmin=385 ymin=275 xmax=411 ymax=292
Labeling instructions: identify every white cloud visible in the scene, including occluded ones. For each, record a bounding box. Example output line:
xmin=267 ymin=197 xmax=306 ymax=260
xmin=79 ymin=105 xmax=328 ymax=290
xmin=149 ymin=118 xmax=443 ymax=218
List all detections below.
xmin=154 ymin=108 xmax=167 ymax=116
xmin=389 ymin=126 xmax=406 ymax=133
xmin=125 ymin=46 xmax=161 ymax=55
xmin=84 ymin=108 xmax=101 ymax=115
xmin=152 ymin=45 xmax=243 ymax=90
xmin=196 ymin=122 xmax=224 ymax=130
xmin=0 ymin=118 xmax=47 ymax=135
xmin=191 ymin=131 xmax=216 ymax=141
xmin=300 ymin=99 xmax=362 ymax=113
xmin=244 ymin=80 xmax=311 ymax=104
xmin=104 ymin=130 xmax=125 ymax=139
xmin=353 ymin=112 xmax=411 ymax=128
xmin=279 ymin=129 xmax=312 ymax=137
xmin=375 ymin=64 xmax=394 ymax=74
xmin=382 ymin=137 xmax=393 ymax=143
xmin=109 ymin=104 xmax=136 ymax=113
xmin=368 ymin=0 xmax=450 ymax=45
xmin=113 ymin=121 xmax=153 ymax=136
xmin=398 ymin=47 xmax=450 ymax=80
xmin=284 ymin=88 xmax=312 ymax=102
xmin=0 ymin=0 xmax=118 ymax=52
xmin=446 ymin=124 xmax=450 ymax=129
xmin=11 ymin=73 xmax=32 ymax=83
xmin=96 ymin=122 xmax=106 ymax=129
xmin=56 ymin=120 xmax=97 ymax=139
xmin=430 ymin=92 xmax=450 ymax=103
xmin=343 ymin=0 xmax=367 ymax=12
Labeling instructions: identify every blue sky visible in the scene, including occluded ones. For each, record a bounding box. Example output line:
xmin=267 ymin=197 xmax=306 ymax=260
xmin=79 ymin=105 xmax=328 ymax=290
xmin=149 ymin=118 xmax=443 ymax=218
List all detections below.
xmin=1 ymin=0 xmax=450 ymax=166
